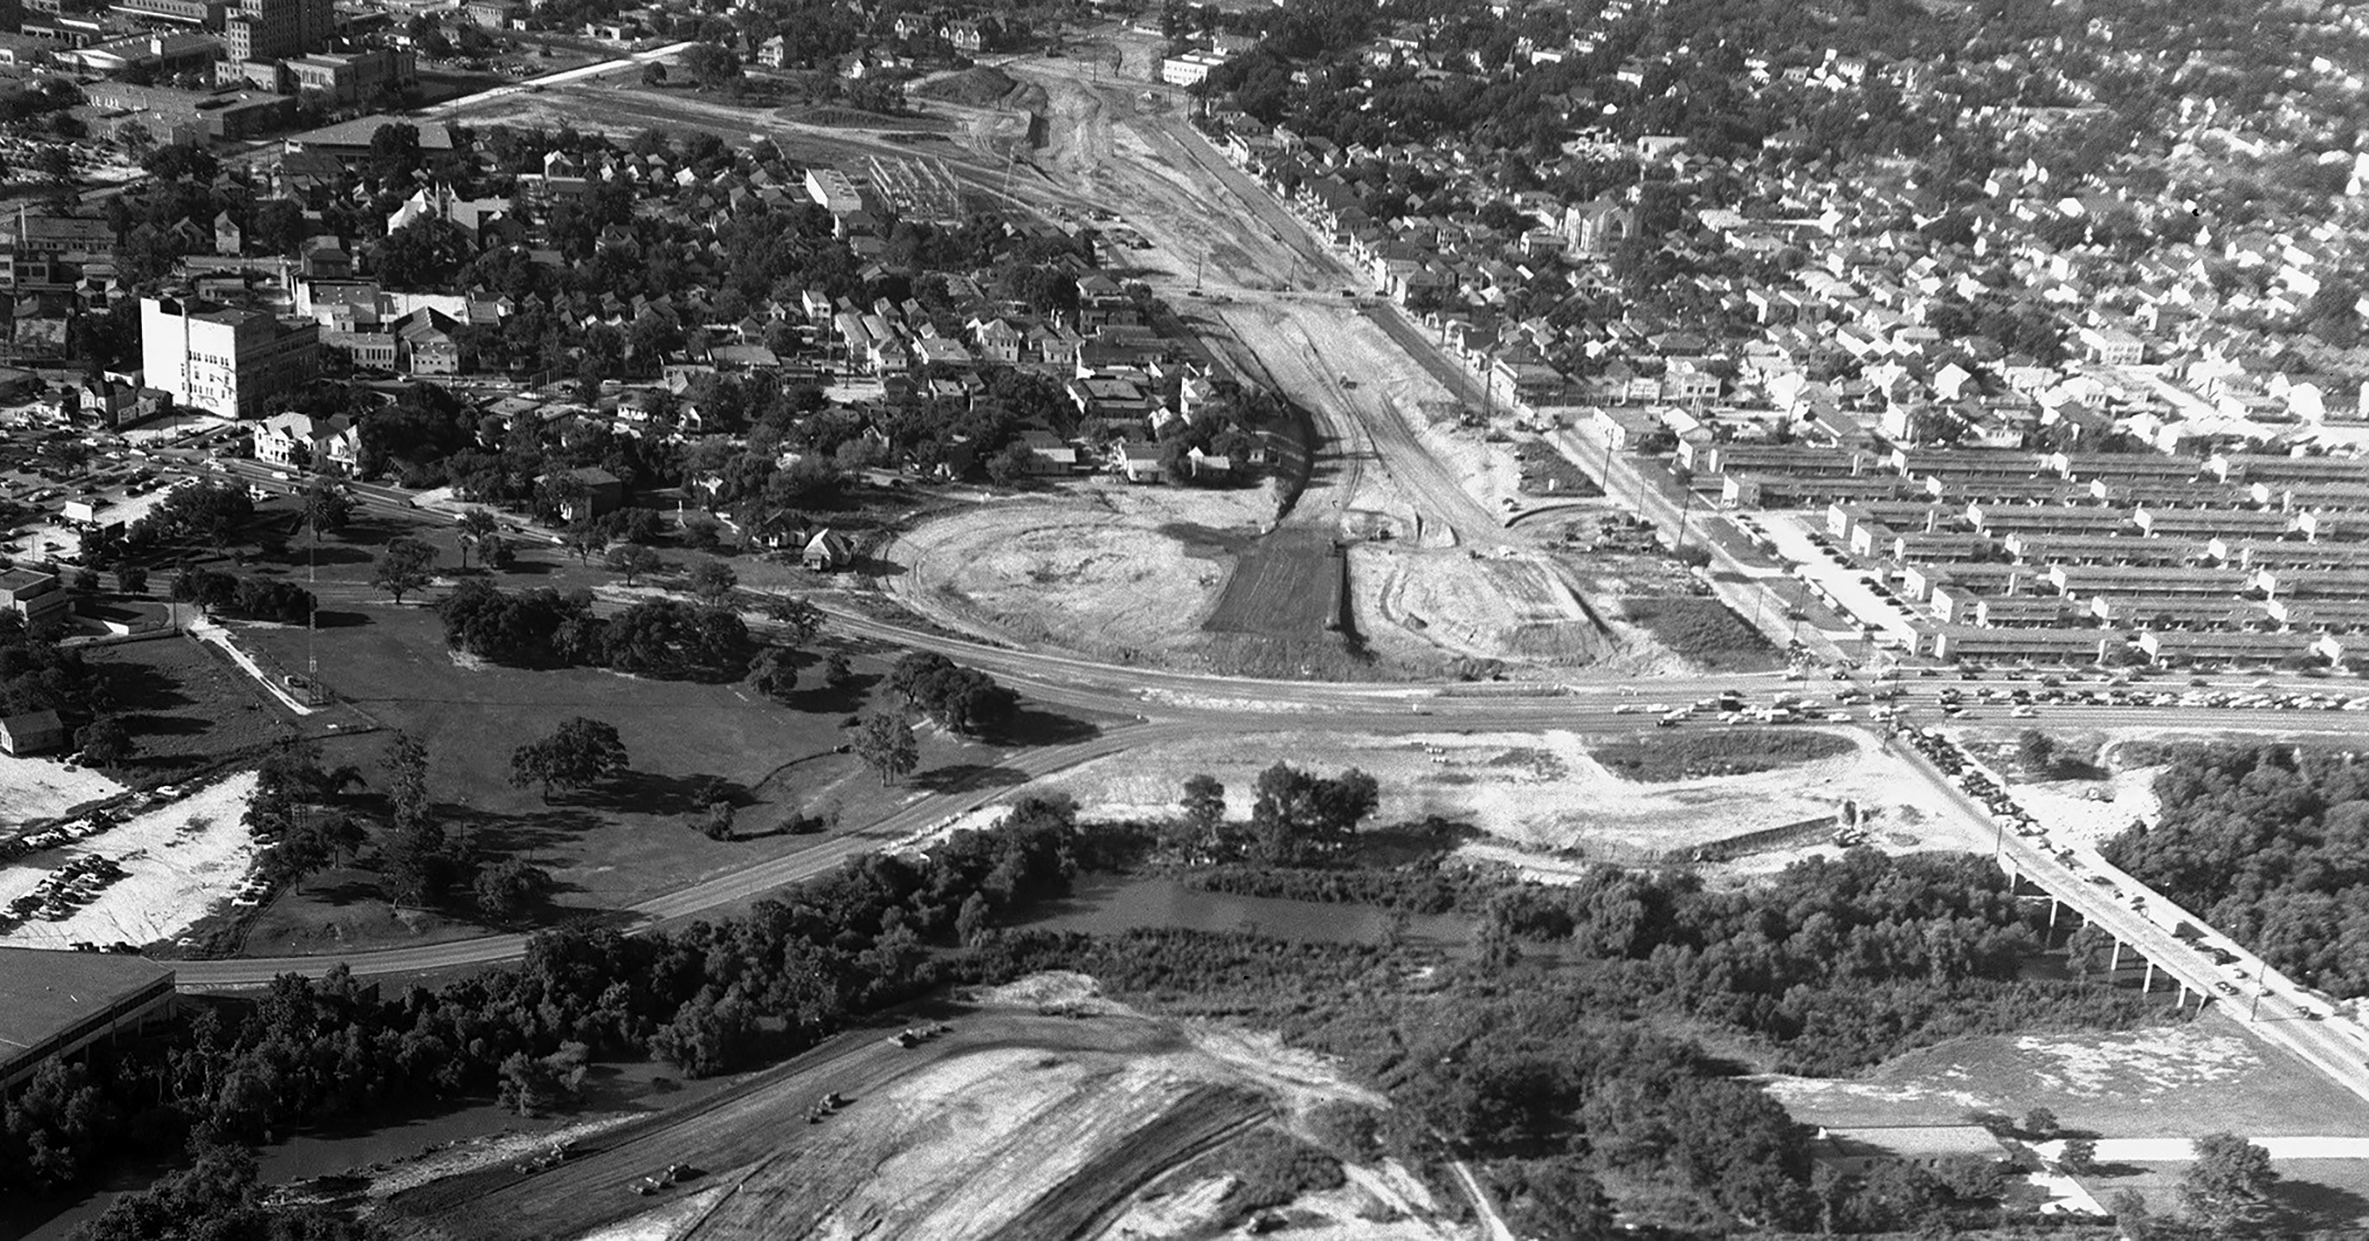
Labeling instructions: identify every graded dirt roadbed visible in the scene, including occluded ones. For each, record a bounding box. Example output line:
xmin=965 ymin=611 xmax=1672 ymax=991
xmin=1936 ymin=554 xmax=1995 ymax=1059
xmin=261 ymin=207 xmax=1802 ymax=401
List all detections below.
xmin=382 ymin=1003 xmax=1285 ymax=1241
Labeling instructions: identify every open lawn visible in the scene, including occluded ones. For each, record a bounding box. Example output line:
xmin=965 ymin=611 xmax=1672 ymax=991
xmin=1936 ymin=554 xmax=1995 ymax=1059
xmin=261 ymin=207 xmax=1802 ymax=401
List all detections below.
xmin=1764 ymin=1017 xmax=2369 ymax=1139
xmin=226 ymin=595 xmax=1057 ymax=955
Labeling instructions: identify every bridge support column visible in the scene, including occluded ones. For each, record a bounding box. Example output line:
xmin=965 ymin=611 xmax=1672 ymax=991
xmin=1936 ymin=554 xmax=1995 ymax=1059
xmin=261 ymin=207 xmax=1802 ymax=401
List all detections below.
xmin=2047 ymin=898 xmax=2061 ymax=942
xmin=2109 ymin=939 xmax=2122 ymax=974
xmin=2143 ymin=960 xmax=2156 ymax=994
xmin=2177 ymin=982 xmax=2189 ymax=1011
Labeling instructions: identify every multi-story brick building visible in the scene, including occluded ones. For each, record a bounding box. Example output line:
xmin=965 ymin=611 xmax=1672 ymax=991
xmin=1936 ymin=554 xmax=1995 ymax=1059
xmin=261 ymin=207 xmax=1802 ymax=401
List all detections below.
xmin=140 ymin=295 xmax=320 ymax=419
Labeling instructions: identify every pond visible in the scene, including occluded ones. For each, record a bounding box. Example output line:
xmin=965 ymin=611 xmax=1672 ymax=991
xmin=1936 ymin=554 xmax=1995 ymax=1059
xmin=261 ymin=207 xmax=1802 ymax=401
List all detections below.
xmin=1023 ymin=872 xmax=1475 ymax=951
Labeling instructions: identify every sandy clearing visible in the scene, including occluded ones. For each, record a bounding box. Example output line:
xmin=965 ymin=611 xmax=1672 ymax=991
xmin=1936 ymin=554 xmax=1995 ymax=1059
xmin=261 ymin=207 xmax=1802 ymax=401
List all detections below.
xmin=884 ymin=485 xmax=1277 ymax=662
xmin=571 ymin=1184 xmax=731 ymax=1241
xmin=369 ymin=1113 xmax=649 ymax=1203
xmin=1097 ymin=1174 xmax=1238 ymax=1240
xmin=1185 ymin=1023 xmax=1388 ymax=1117
xmin=1020 ymin=727 xmax=1982 ymax=865
xmin=2036 ymin=1137 xmax=2369 ymax=1161
xmin=0 ymin=755 xmax=124 ymax=836
xmin=2008 ymin=763 xmax=2164 ymax=849
xmin=1361 ymin=545 xmax=1612 ymax=667
xmin=2023 ymin=1169 xmax=2107 ymax=1216
xmin=1759 ymin=1021 xmax=2369 ymax=1140
xmin=0 ymin=772 xmax=260 ymax=948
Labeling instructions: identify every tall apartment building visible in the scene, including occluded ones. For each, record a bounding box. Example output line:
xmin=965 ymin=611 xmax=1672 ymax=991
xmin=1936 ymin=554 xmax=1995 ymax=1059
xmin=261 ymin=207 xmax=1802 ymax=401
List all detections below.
xmin=220 ymin=0 xmax=327 ymax=63
xmin=140 ymin=295 xmax=320 ymax=419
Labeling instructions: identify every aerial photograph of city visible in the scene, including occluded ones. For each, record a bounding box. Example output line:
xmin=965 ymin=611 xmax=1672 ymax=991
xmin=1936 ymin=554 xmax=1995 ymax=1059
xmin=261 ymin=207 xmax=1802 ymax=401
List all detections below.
xmin=6 ymin=0 xmax=2369 ymax=1236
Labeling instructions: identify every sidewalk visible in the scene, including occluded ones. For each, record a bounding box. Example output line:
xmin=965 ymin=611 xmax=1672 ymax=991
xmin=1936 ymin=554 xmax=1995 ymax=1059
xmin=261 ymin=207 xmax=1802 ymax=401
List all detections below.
xmin=187 ymin=619 xmax=317 ymax=716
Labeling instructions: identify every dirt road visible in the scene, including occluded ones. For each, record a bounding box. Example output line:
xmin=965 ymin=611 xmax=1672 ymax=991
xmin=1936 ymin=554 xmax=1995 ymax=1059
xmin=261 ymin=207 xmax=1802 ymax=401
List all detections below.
xmin=381 ymin=983 xmax=1423 ymax=1241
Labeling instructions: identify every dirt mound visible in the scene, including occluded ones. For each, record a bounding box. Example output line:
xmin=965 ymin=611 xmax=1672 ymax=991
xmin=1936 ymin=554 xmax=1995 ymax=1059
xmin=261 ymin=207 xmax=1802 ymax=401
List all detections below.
xmin=915 ymin=66 xmax=1020 ymax=107
xmin=1365 ymin=546 xmax=1613 ymax=667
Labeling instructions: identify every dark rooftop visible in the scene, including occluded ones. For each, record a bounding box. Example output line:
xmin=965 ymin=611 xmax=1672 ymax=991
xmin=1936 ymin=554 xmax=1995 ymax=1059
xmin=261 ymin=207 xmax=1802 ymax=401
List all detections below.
xmin=0 ymin=947 xmax=174 ymax=1076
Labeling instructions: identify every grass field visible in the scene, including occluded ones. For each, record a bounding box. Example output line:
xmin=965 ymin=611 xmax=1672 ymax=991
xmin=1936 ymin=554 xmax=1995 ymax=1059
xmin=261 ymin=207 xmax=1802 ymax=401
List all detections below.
xmin=1766 ymin=1016 xmax=2369 ymax=1233
xmin=228 ymin=599 xmax=997 ymax=953
xmin=86 ymin=633 xmax=314 ymax=775
xmin=1591 ymin=729 xmax=1856 ymax=782
xmin=1619 ymin=594 xmax=1781 ymax=672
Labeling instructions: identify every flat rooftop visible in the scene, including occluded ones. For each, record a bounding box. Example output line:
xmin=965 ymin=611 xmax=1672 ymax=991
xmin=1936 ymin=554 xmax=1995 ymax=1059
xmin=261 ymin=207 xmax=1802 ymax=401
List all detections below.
xmin=0 ymin=947 xmax=174 ymax=1075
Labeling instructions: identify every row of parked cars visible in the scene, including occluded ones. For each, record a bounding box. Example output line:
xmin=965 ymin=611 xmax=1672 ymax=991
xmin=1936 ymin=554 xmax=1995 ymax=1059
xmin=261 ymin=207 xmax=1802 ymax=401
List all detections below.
xmin=1 ymin=854 xmax=128 ymax=931
xmin=1906 ymin=725 xmax=2271 ymax=1002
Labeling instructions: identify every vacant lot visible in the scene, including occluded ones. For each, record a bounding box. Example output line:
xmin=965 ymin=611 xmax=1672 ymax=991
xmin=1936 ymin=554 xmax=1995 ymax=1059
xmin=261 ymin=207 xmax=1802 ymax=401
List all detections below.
xmin=1765 ymin=1018 xmax=2369 ymax=1233
xmin=0 ymin=755 xmax=120 ymax=838
xmin=1619 ymin=594 xmax=1781 ymax=672
xmin=1024 ymin=725 xmax=1980 ymax=871
xmin=86 ymin=633 xmax=308 ymax=773
xmin=380 ymin=976 xmax=1422 ymax=1241
xmin=1765 ymin=1019 xmax=2369 ymax=1137
xmin=1593 ymin=729 xmax=1858 ymax=782
xmin=1363 ymin=546 xmax=1611 ymax=668
xmin=886 ymin=482 xmax=1286 ymax=667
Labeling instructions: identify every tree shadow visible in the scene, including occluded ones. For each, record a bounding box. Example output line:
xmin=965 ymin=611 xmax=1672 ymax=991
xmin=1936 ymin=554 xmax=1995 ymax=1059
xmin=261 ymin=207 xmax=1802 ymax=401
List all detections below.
xmin=592 ymin=770 xmax=750 ymax=816
xmin=988 ymin=706 xmax=1100 ymax=747
xmin=119 ymin=712 xmax=213 ymax=737
xmin=268 ymin=543 xmax=375 ymax=568
xmin=103 ymin=659 xmax=194 ymax=712
xmin=2255 ymin=1179 xmax=2369 ymax=1231
xmin=296 ymin=876 xmax=388 ymax=907
xmin=911 ymin=762 xmax=1027 ymax=795
xmin=312 ymin=609 xmax=372 ymax=628
xmin=460 ymin=804 xmax=606 ymax=855
xmin=785 ymin=672 xmax=878 ymax=715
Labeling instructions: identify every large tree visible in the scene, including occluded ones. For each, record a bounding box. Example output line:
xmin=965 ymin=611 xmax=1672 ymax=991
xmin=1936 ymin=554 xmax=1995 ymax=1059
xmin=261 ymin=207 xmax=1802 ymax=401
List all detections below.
xmin=852 ymin=711 xmax=917 ymax=787
xmin=604 ymin=542 xmax=661 ymax=586
xmin=509 ymin=717 xmax=629 ymax=801
xmin=372 ymin=536 xmax=438 ymax=604
xmin=456 ymin=508 xmax=499 ymax=570
xmin=2180 ymin=1132 xmax=2278 ymax=1232
xmin=1248 ymin=762 xmax=1379 ymax=866
xmin=299 ymin=479 xmax=354 ymax=543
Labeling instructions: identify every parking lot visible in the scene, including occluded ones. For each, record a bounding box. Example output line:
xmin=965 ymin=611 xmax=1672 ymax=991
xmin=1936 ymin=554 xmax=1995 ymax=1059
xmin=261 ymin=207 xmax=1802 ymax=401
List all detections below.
xmin=0 ymin=417 xmax=251 ymax=568
xmin=1741 ymin=510 xmax=1927 ymax=646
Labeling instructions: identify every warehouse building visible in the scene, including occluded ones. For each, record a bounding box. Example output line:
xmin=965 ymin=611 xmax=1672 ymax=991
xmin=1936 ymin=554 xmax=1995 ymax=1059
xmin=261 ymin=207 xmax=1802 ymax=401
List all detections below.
xmin=0 ymin=948 xmax=176 ymax=1091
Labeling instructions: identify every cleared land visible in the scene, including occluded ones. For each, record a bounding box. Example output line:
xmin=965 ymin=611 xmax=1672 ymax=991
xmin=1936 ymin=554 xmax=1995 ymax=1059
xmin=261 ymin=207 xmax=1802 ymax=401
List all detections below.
xmin=1766 ymin=1018 xmax=2369 ymax=1233
xmin=1023 ymin=725 xmax=1979 ymax=873
xmin=1592 ymin=729 xmax=1858 ymax=782
xmin=1363 ymin=546 xmax=1611 ymax=667
xmin=883 ymin=482 xmax=1279 ymax=663
xmin=0 ymin=756 xmax=120 ymax=838
xmin=377 ymin=975 xmax=1427 ymax=1241
xmin=1762 ymin=1019 xmax=2369 ymax=1138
